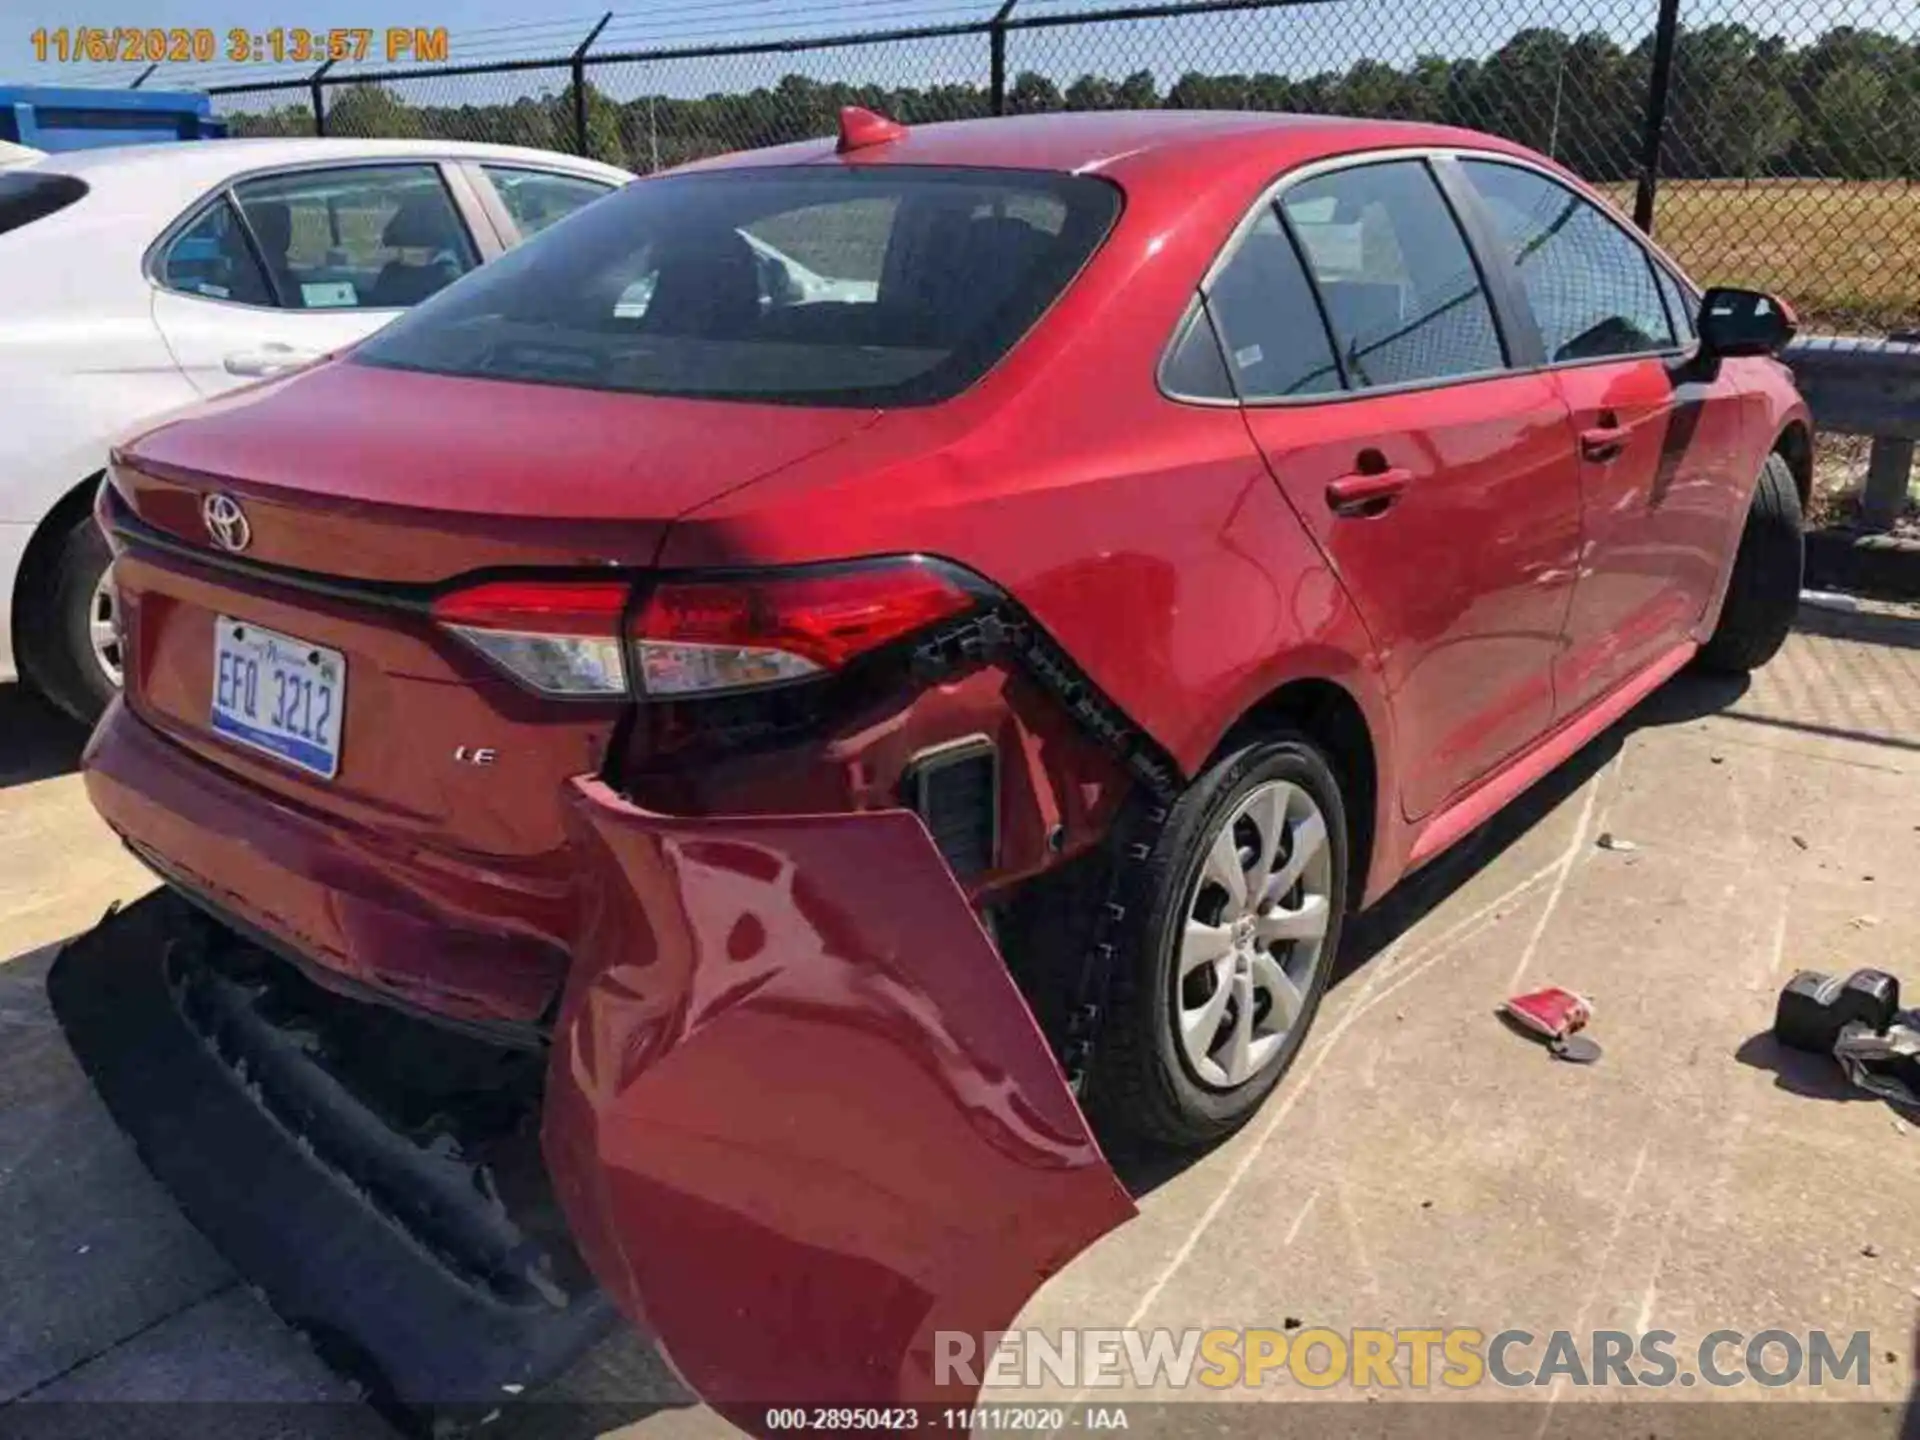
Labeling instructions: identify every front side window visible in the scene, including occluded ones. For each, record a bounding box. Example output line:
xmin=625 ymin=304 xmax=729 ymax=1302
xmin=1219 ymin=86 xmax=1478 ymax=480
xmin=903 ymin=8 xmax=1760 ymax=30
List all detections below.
xmin=483 ymin=165 xmax=615 ymax=241
xmin=1201 ymin=209 xmax=1342 ymax=401
xmin=1462 ymin=160 xmax=1675 ymax=364
xmin=230 ymin=163 xmax=479 ymax=311
xmin=158 ymin=197 xmax=273 ymax=306
xmin=355 ymin=168 xmax=1120 ymax=407
xmin=1654 ymin=264 xmax=1696 ymax=342
xmin=1281 ymin=160 xmax=1506 ymax=391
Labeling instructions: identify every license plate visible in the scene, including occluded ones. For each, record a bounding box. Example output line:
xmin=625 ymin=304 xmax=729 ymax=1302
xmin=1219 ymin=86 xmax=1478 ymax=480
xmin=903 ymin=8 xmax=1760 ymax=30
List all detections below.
xmin=209 ymin=617 xmax=345 ymax=779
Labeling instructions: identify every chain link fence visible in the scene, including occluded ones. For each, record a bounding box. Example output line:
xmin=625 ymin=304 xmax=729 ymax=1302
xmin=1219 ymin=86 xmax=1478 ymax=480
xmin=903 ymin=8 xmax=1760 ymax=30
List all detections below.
xmin=208 ymin=0 xmax=1920 ymax=330
xmin=587 ymin=32 xmax=994 ymax=170
xmin=325 ymin=68 xmax=578 ymax=152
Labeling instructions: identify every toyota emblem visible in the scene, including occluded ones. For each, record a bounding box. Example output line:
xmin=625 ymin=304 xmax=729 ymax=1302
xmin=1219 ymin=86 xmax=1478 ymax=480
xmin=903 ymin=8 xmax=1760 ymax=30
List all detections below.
xmin=201 ymin=493 xmax=251 ymax=553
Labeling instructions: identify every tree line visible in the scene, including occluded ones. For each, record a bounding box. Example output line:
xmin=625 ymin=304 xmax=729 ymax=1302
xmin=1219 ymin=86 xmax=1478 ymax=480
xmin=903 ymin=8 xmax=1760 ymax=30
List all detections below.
xmin=224 ymin=22 xmax=1920 ymax=182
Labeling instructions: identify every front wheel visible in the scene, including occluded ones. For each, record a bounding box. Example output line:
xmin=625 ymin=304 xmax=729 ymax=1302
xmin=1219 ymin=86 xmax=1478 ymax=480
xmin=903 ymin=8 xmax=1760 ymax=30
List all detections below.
xmin=1697 ymin=452 xmax=1803 ymax=674
xmin=1089 ymin=734 xmax=1349 ymax=1150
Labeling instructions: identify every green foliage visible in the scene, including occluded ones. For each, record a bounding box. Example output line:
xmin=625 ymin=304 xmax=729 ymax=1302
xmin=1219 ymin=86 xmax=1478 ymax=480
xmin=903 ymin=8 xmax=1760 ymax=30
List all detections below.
xmin=220 ymin=22 xmax=1920 ymax=183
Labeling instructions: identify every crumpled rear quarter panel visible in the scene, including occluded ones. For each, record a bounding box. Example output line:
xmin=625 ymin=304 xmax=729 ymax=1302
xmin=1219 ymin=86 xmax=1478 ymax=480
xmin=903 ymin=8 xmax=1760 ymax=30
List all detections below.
xmin=544 ymin=777 xmax=1135 ymax=1427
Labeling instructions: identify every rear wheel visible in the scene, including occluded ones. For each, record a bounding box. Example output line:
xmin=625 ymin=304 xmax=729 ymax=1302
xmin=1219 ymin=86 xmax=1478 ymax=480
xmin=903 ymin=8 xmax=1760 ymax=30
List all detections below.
xmin=1697 ymin=452 xmax=1802 ymax=674
xmin=19 ymin=509 xmax=119 ymax=726
xmin=1090 ymin=734 xmax=1348 ymax=1150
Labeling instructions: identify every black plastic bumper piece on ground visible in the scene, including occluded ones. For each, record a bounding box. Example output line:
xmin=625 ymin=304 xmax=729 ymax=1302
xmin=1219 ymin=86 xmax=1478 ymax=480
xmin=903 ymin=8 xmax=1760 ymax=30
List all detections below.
xmin=46 ymin=888 xmax=618 ymax=1429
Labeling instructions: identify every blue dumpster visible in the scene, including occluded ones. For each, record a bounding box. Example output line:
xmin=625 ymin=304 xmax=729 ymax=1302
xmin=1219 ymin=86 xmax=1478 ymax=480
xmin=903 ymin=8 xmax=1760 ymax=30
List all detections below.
xmin=0 ymin=84 xmax=227 ymax=152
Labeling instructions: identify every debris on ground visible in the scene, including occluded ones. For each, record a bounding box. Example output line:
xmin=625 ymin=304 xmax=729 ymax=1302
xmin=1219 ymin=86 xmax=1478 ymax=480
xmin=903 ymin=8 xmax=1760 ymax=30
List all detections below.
xmin=1774 ymin=968 xmax=1920 ymax=1119
xmin=1862 ymin=1243 xmax=1880 ymax=1258
xmin=1791 ymin=835 xmax=1810 ymax=850
xmin=1500 ymin=987 xmax=1601 ymax=1063
xmin=1595 ymin=832 xmax=1638 ymax=852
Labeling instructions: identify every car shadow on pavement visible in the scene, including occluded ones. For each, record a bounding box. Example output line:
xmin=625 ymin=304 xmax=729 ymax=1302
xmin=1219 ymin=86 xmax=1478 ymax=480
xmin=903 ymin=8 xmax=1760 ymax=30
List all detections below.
xmin=1797 ymin=600 xmax=1920 ymax=652
xmin=0 ymin=682 xmax=86 ymax=790
xmin=1334 ymin=665 xmax=1750 ymax=985
xmin=1108 ymin=664 xmax=1752 ymax=1196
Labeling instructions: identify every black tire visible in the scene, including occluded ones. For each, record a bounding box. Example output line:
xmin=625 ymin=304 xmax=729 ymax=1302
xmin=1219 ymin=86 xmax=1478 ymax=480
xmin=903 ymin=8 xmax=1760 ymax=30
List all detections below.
xmin=18 ymin=509 xmax=118 ymax=726
xmin=1697 ymin=452 xmax=1802 ymax=674
xmin=1088 ymin=733 xmax=1349 ymax=1150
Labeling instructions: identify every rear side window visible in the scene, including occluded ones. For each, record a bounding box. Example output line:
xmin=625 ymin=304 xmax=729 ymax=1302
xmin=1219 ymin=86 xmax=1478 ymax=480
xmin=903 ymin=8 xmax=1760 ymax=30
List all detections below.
xmin=159 ymin=197 xmax=274 ymax=306
xmin=1282 ymin=160 xmax=1506 ymax=391
xmin=1202 ymin=209 xmax=1342 ymax=400
xmin=483 ymin=165 xmax=615 ymax=240
xmin=231 ymin=164 xmax=479 ymax=310
xmin=1161 ymin=306 xmax=1233 ymax=400
xmin=1461 ymin=160 xmax=1674 ymax=363
xmin=0 ymin=172 xmax=87 ymax=235
xmin=354 ymin=168 xmax=1121 ymax=407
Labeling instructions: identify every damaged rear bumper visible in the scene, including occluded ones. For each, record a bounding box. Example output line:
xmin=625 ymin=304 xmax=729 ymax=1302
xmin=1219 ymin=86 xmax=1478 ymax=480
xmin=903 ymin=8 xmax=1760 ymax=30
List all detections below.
xmin=46 ymin=889 xmax=618 ymax=1416
xmin=546 ymin=776 xmax=1136 ymax=1423
xmin=57 ymin=753 xmax=1135 ymax=1427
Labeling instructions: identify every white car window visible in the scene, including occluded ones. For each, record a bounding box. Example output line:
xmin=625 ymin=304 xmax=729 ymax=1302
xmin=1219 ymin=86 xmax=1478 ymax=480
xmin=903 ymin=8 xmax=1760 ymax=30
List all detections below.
xmin=158 ymin=197 xmax=275 ymax=306
xmin=232 ymin=164 xmax=478 ymax=311
xmin=481 ymin=165 xmax=614 ymax=240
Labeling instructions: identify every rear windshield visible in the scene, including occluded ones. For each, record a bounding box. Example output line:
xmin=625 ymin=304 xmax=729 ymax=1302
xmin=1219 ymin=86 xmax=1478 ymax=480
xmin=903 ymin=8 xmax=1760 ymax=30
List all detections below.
xmin=353 ymin=166 xmax=1121 ymax=407
xmin=0 ymin=172 xmax=88 ymax=236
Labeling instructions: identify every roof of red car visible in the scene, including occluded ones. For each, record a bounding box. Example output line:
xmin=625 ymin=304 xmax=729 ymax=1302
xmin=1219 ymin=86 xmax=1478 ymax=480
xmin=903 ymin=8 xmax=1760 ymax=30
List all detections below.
xmin=680 ymin=110 xmax=1526 ymax=189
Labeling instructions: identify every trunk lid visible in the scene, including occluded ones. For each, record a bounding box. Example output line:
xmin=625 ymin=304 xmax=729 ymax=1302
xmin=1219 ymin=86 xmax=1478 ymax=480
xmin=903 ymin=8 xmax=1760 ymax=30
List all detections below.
xmin=116 ymin=358 xmax=880 ymax=580
xmin=104 ymin=360 xmax=880 ymax=1013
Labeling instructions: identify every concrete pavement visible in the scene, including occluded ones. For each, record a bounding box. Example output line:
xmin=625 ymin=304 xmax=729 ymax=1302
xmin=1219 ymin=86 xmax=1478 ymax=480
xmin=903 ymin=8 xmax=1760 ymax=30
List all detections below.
xmin=2 ymin=605 xmax=1917 ymax=1436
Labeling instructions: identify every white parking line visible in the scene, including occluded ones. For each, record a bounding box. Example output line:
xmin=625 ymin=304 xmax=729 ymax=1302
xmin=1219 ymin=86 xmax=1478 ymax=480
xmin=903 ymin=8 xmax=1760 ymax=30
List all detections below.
xmin=1119 ymin=790 xmax=1603 ymax=1335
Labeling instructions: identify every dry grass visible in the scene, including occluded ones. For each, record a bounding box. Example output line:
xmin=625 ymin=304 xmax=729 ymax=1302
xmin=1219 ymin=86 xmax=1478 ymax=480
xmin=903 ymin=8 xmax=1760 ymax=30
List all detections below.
xmin=1599 ymin=179 xmax=1920 ymax=334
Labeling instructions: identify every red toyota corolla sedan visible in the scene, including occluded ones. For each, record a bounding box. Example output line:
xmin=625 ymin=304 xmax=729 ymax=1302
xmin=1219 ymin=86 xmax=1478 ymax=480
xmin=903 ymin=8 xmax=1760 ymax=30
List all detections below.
xmin=60 ymin=109 xmax=1808 ymax=1424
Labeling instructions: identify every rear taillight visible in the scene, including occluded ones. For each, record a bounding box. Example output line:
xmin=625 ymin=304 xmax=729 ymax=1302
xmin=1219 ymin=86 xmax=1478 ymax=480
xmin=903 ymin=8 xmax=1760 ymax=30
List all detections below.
xmin=432 ymin=560 xmax=982 ymax=700
xmin=431 ymin=580 xmax=630 ymax=697
xmin=632 ymin=565 xmax=975 ymax=697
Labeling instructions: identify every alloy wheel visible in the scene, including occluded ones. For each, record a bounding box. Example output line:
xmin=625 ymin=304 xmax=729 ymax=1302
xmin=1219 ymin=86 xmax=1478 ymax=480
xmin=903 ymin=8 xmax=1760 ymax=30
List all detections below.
xmin=1174 ymin=779 xmax=1334 ymax=1089
xmin=88 ymin=568 xmax=123 ymax=689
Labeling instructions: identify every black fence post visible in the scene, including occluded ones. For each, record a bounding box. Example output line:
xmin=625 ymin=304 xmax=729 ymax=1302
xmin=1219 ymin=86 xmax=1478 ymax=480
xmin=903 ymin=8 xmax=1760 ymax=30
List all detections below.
xmin=309 ymin=59 xmax=335 ymax=136
xmin=572 ymin=12 xmax=613 ymax=158
xmin=1632 ymin=0 xmax=1682 ymax=234
xmin=989 ymin=0 xmax=1018 ymax=116
xmin=129 ymin=62 xmax=158 ymax=89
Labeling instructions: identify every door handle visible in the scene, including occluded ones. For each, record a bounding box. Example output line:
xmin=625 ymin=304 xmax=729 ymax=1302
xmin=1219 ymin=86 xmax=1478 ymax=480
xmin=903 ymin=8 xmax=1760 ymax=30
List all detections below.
xmin=1580 ymin=421 xmax=1631 ymax=462
xmin=223 ymin=344 xmax=316 ymax=378
xmin=1326 ymin=467 xmax=1412 ymax=517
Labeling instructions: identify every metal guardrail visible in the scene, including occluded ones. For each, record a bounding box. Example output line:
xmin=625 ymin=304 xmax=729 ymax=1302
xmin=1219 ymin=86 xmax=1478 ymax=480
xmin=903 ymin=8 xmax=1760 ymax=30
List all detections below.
xmin=1785 ymin=335 xmax=1920 ymax=530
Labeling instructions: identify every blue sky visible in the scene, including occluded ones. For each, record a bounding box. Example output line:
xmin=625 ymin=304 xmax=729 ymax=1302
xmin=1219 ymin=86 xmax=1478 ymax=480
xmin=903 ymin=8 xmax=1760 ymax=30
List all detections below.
xmin=8 ymin=0 xmax=1906 ymax=100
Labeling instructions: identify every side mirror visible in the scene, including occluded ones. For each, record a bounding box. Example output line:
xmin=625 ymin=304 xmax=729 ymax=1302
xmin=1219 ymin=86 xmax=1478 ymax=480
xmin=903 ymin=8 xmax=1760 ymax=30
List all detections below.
xmin=1697 ymin=287 xmax=1797 ymax=359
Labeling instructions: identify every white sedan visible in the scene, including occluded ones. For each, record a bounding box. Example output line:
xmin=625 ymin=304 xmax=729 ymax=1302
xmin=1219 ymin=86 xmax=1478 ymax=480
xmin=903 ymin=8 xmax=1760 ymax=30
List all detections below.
xmin=0 ymin=137 xmax=630 ymax=723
